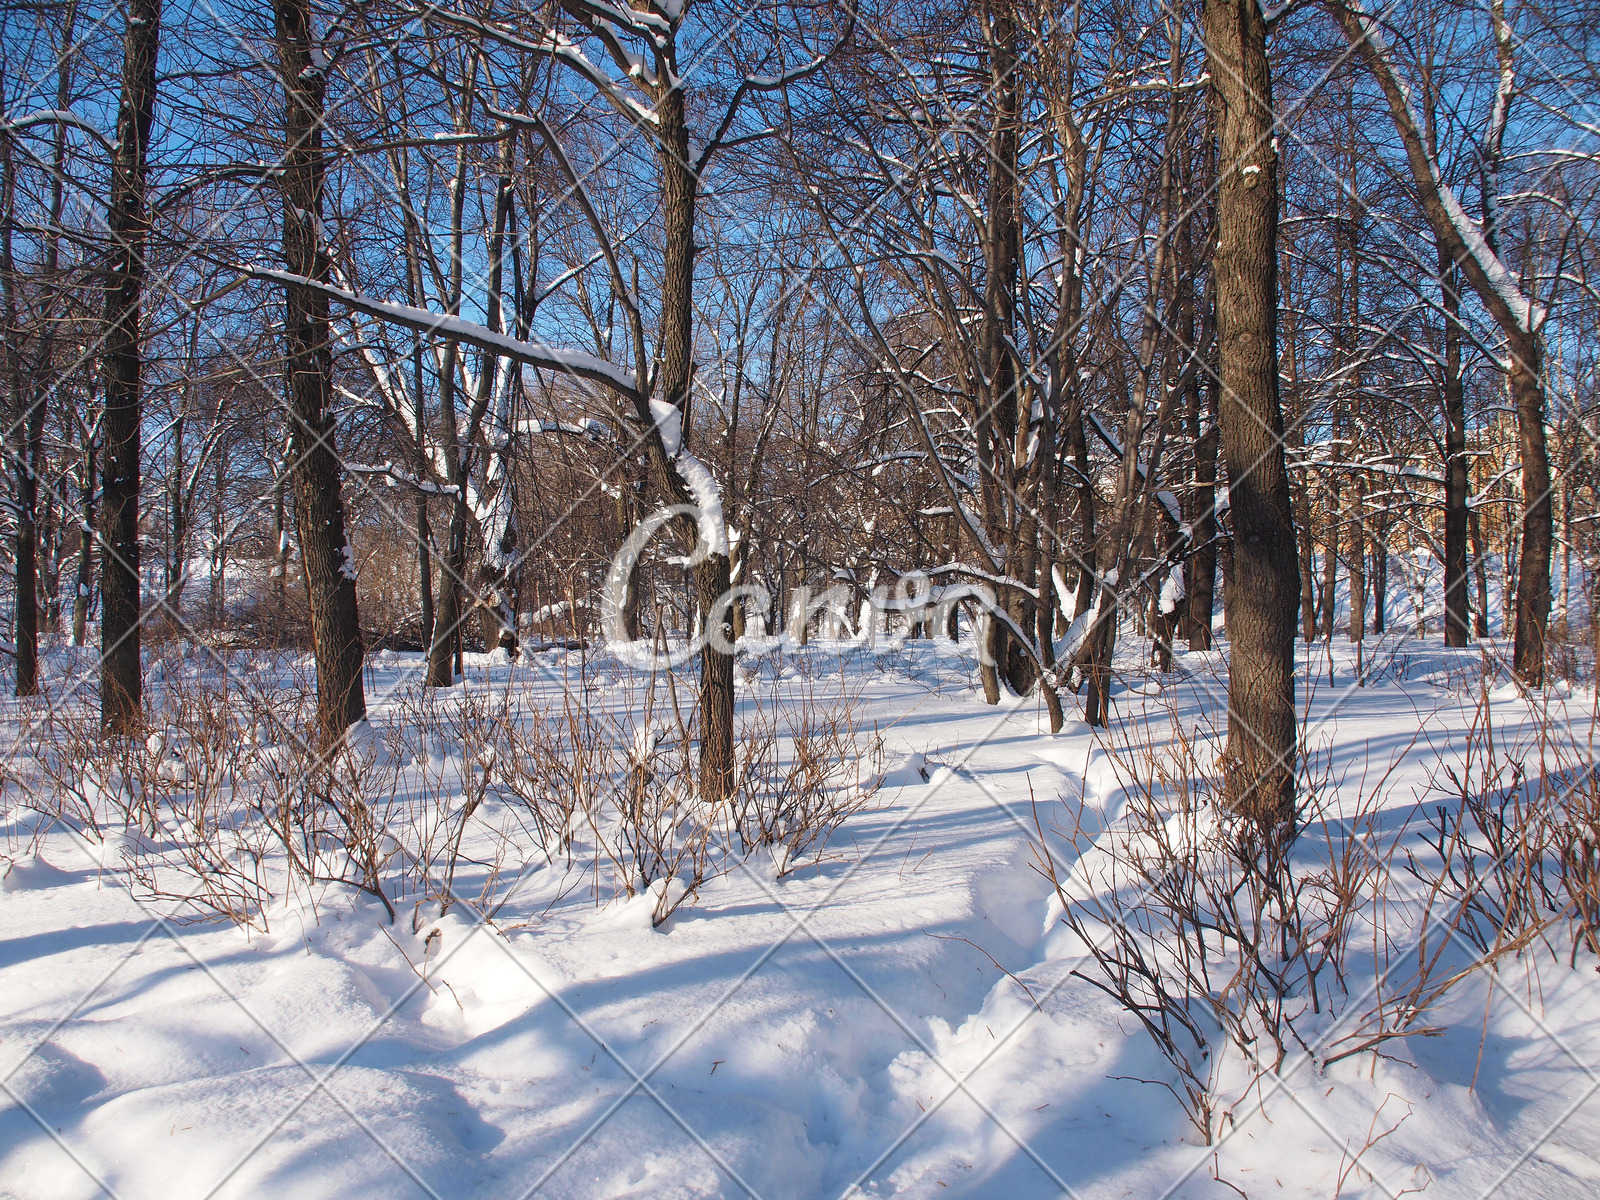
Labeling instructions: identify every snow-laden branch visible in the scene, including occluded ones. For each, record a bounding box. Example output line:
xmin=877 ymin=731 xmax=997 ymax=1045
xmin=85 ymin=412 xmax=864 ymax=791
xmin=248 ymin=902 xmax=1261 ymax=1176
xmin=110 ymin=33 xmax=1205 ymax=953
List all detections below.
xmin=241 ymin=268 xmax=639 ymax=397
xmin=346 ymin=462 xmax=460 ymax=495
xmin=414 ymin=5 xmax=660 ymax=128
xmin=0 ymin=108 xmax=114 ymax=153
xmin=1334 ymin=0 xmax=1543 ymax=334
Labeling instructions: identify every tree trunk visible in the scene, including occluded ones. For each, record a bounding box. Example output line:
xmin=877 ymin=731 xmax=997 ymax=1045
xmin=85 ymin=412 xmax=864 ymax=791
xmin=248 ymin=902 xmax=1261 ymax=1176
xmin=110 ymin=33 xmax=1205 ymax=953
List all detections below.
xmin=416 ymin=496 xmax=434 ymax=649
xmin=1440 ymin=258 xmax=1470 ymax=645
xmin=2 ymin=138 xmax=42 ymax=697
xmin=72 ymin=424 xmax=95 ymax=646
xmin=651 ymin=79 xmax=735 ymax=802
xmin=1185 ymin=339 xmax=1219 ymax=651
xmin=1469 ymin=506 xmax=1491 ymax=637
xmin=1507 ymin=327 xmax=1551 ymax=682
xmin=1347 ymin=475 xmax=1366 ymax=642
xmin=1203 ymin=0 xmax=1298 ymax=827
xmin=425 ymin=134 xmax=472 ymax=688
xmin=99 ymin=0 xmax=161 ymax=732
xmin=277 ymin=0 xmax=365 ymax=737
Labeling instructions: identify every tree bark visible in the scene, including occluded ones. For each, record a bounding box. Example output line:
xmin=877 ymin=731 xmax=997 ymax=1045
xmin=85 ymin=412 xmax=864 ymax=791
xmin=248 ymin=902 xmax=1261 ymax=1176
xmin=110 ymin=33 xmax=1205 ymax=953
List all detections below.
xmin=1469 ymin=505 xmax=1490 ymax=637
xmin=99 ymin=0 xmax=161 ymax=732
xmin=1440 ymin=257 xmax=1470 ymax=645
xmin=638 ymin=76 xmax=736 ymax=802
xmin=424 ymin=138 xmax=468 ymax=689
xmin=1506 ymin=328 xmax=1551 ymax=679
xmin=277 ymin=0 xmax=365 ymax=738
xmin=72 ymin=417 xmax=95 ymax=646
xmin=1185 ymin=326 xmax=1219 ymax=651
xmin=1203 ymin=0 xmax=1298 ymax=826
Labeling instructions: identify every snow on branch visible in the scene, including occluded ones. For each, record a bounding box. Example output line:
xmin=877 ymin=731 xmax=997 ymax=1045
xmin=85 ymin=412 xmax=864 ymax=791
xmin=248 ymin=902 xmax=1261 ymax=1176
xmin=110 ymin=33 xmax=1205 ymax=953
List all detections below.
xmin=240 ymin=268 xmax=639 ymax=397
xmin=1336 ymin=0 xmax=1544 ymax=334
xmin=346 ymin=462 xmax=459 ymax=495
xmin=0 ymin=108 xmax=114 ymax=153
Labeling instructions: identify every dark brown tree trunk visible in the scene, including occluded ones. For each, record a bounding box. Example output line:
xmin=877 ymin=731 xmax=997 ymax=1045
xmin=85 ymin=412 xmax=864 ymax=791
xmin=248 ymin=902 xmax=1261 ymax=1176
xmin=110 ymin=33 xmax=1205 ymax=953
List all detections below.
xmin=649 ymin=80 xmax=735 ymax=802
xmin=2 ymin=138 xmax=38 ymax=697
xmin=1506 ymin=329 xmax=1551 ymax=681
xmin=99 ymin=0 xmax=161 ymax=732
xmin=1440 ymin=258 xmax=1470 ymax=646
xmin=277 ymin=0 xmax=365 ymax=737
xmin=427 ymin=469 xmax=465 ymax=684
xmin=1203 ymin=0 xmax=1298 ymax=826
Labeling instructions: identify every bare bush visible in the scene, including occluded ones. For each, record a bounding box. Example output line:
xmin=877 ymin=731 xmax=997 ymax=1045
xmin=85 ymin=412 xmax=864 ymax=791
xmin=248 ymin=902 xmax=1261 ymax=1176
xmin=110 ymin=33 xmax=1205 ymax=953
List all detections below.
xmin=1034 ymin=708 xmax=1406 ymax=1142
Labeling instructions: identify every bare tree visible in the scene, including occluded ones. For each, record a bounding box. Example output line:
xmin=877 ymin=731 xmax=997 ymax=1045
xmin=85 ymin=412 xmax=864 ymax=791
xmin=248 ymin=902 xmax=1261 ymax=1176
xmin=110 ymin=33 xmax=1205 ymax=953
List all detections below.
xmin=276 ymin=0 xmax=365 ymax=736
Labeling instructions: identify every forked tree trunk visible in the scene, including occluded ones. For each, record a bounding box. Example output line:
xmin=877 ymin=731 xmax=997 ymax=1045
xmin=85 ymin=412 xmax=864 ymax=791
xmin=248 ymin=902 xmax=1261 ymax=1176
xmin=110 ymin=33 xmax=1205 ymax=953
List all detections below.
xmin=1202 ymin=0 xmax=1299 ymax=827
xmin=277 ymin=0 xmax=365 ymax=738
xmin=100 ymin=0 xmax=161 ymax=733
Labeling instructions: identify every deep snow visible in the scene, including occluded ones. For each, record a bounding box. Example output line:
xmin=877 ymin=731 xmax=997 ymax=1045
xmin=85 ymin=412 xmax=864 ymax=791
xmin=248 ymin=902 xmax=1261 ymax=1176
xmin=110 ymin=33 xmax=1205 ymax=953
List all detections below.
xmin=2 ymin=632 xmax=1598 ymax=1199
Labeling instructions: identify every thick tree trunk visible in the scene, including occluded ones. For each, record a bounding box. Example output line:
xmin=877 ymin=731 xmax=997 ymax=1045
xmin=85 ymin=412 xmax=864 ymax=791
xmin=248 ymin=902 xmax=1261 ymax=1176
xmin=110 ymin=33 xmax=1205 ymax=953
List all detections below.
xmin=99 ymin=0 xmax=161 ymax=732
xmin=277 ymin=0 xmax=365 ymax=737
xmin=427 ymin=477 xmax=465 ymax=685
xmin=1203 ymin=0 xmax=1298 ymax=827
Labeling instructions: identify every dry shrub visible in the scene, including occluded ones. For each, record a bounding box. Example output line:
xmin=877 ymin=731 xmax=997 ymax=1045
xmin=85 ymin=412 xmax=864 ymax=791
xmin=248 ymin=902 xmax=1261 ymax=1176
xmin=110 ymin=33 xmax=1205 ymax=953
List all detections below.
xmin=1034 ymin=708 xmax=1407 ymax=1143
xmin=1040 ymin=679 xmax=1600 ymax=1144
xmin=21 ymin=643 xmax=884 ymax=933
xmin=731 ymin=670 xmax=884 ymax=874
xmin=1333 ymin=683 xmax=1600 ymax=1061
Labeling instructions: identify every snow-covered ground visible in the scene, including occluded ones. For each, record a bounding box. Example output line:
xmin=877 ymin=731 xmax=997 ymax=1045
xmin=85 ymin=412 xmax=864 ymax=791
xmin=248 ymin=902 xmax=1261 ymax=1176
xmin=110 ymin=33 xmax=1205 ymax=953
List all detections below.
xmin=2 ymin=633 xmax=1597 ymax=1199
